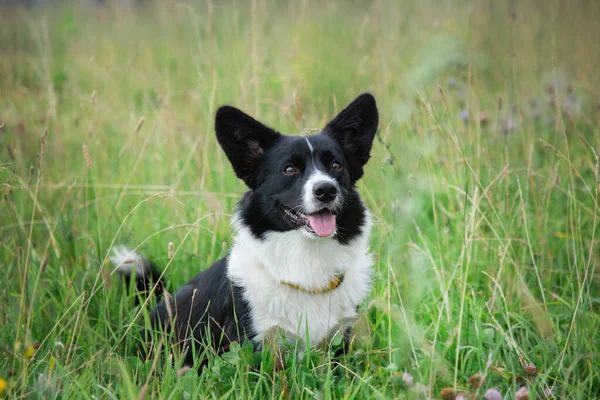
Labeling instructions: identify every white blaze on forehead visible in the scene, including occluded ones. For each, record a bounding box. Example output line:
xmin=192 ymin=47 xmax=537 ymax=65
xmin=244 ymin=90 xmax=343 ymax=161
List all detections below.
xmin=305 ymin=137 xmax=317 ymax=169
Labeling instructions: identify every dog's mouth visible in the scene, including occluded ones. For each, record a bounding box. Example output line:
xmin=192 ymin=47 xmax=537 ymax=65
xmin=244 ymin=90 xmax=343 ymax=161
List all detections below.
xmin=281 ymin=206 xmax=337 ymax=237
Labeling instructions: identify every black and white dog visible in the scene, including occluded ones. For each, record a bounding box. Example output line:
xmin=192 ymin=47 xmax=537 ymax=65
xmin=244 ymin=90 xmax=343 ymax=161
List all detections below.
xmin=111 ymin=93 xmax=378 ymax=368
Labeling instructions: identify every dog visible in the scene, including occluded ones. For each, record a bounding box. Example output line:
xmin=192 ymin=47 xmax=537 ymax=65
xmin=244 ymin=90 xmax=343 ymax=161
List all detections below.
xmin=110 ymin=93 xmax=379 ymax=368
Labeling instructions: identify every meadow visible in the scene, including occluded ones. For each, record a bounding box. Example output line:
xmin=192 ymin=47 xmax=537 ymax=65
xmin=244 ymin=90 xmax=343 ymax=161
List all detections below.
xmin=1 ymin=0 xmax=599 ymax=398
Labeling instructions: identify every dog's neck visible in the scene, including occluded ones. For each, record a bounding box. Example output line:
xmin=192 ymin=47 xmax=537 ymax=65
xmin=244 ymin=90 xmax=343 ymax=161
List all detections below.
xmin=227 ymin=212 xmax=372 ymax=292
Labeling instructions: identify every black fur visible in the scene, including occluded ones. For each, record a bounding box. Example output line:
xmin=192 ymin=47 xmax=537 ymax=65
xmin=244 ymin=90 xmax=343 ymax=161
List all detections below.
xmin=142 ymin=258 xmax=252 ymax=367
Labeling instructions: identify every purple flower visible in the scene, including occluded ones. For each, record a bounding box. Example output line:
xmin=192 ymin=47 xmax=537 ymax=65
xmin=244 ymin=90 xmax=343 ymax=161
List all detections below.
xmin=459 ymin=110 xmax=469 ymax=121
xmin=484 ymin=388 xmax=503 ymax=400
xmin=401 ymin=372 xmax=414 ymax=387
xmin=543 ymin=388 xmax=554 ymax=398
xmin=448 ymin=78 xmax=457 ymax=88
xmin=515 ymin=386 xmax=529 ymax=400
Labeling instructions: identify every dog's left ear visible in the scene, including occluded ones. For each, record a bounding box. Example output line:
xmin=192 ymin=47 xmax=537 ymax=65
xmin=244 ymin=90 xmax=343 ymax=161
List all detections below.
xmin=215 ymin=106 xmax=282 ymax=188
xmin=325 ymin=93 xmax=378 ymax=182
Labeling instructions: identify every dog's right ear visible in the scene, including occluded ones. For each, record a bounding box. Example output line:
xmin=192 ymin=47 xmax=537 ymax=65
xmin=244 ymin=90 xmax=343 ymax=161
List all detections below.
xmin=215 ymin=106 xmax=282 ymax=188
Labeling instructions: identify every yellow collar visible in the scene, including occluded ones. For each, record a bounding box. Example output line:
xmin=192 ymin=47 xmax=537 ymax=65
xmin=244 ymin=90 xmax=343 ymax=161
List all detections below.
xmin=280 ymin=273 xmax=345 ymax=294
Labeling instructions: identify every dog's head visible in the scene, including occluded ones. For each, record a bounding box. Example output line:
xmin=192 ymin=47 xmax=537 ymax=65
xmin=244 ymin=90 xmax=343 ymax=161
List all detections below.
xmin=215 ymin=93 xmax=378 ymax=243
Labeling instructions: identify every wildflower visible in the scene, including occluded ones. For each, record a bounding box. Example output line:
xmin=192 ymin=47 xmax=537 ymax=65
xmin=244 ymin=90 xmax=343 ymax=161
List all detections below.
xmin=440 ymin=387 xmax=456 ymax=400
xmin=24 ymin=343 xmax=36 ymax=359
xmin=484 ymin=388 xmax=503 ymax=400
xmin=523 ymin=364 xmax=538 ymax=377
xmin=515 ymin=386 xmax=529 ymax=400
xmin=459 ymin=110 xmax=469 ymax=121
xmin=467 ymin=373 xmax=484 ymax=389
xmin=401 ymin=372 xmax=414 ymax=388
xmin=448 ymin=78 xmax=457 ymax=88
xmin=543 ymin=388 xmax=554 ymax=398
xmin=478 ymin=112 xmax=488 ymax=126
xmin=0 ymin=377 xmax=7 ymax=394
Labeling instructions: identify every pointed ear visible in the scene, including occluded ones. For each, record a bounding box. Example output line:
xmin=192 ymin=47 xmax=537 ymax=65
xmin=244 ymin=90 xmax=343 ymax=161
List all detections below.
xmin=325 ymin=93 xmax=378 ymax=182
xmin=215 ymin=106 xmax=281 ymax=188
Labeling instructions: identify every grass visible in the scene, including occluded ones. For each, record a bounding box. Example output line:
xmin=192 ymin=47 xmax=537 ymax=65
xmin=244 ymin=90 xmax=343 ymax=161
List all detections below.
xmin=1 ymin=0 xmax=599 ymax=398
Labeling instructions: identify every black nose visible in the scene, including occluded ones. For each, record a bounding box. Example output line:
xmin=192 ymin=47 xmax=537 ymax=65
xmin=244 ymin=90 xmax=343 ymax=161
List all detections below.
xmin=313 ymin=182 xmax=337 ymax=203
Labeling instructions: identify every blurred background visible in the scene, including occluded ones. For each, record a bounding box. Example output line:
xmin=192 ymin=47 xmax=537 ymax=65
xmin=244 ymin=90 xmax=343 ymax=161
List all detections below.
xmin=1 ymin=0 xmax=599 ymax=398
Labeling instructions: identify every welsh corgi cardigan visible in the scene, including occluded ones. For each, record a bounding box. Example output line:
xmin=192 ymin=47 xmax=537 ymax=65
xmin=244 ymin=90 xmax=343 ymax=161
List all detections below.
xmin=111 ymin=93 xmax=379 ymax=368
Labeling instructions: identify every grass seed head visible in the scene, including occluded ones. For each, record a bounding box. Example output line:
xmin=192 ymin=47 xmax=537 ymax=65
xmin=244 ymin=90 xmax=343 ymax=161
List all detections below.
xmin=168 ymin=242 xmax=174 ymax=259
xmin=82 ymin=145 xmax=92 ymax=168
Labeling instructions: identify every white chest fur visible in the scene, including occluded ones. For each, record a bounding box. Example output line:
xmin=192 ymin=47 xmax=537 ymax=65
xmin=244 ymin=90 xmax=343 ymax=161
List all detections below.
xmin=227 ymin=214 xmax=373 ymax=348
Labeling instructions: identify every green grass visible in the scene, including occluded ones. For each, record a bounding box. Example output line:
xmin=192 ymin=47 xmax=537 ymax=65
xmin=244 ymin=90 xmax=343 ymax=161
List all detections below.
xmin=1 ymin=0 xmax=599 ymax=398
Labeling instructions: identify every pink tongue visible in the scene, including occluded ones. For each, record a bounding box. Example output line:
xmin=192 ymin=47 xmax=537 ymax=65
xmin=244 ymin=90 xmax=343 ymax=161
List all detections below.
xmin=308 ymin=210 xmax=337 ymax=237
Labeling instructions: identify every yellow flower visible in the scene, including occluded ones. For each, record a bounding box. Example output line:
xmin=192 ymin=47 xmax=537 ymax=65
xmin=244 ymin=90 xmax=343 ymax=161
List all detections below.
xmin=0 ymin=377 xmax=7 ymax=394
xmin=24 ymin=344 xmax=35 ymax=359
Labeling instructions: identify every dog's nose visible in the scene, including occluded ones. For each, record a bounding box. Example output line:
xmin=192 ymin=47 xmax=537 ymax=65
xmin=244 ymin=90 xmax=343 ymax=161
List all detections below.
xmin=313 ymin=182 xmax=337 ymax=203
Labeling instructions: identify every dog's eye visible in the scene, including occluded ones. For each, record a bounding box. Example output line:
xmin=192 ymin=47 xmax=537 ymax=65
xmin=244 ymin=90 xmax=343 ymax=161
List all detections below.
xmin=283 ymin=165 xmax=298 ymax=175
xmin=330 ymin=161 xmax=342 ymax=171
